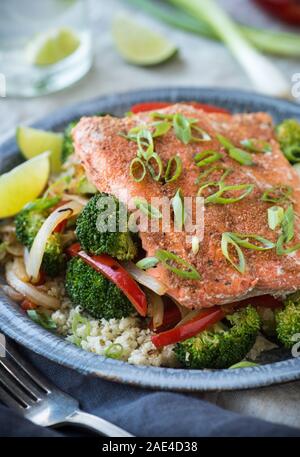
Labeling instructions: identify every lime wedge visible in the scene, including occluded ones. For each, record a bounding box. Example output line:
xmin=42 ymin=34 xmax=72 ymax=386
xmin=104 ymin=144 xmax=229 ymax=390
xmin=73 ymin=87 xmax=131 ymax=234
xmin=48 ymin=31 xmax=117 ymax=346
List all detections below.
xmin=112 ymin=14 xmax=177 ymax=66
xmin=26 ymin=27 xmax=80 ymax=66
xmin=0 ymin=153 xmax=50 ymax=219
xmin=17 ymin=126 xmax=63 ymax=173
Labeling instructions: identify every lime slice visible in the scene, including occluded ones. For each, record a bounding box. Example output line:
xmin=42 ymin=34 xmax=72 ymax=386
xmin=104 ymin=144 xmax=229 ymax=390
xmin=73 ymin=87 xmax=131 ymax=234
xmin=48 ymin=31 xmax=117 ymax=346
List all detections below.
xmin=26 ymin=27 xmax=80 ymax=66
xmin=17 ymin=126 xmax=63 ymax=173
xmin=0 ymin=153 xmax=50 ymax=219
xmin=112 ymin=14 xmax=177 ymax=66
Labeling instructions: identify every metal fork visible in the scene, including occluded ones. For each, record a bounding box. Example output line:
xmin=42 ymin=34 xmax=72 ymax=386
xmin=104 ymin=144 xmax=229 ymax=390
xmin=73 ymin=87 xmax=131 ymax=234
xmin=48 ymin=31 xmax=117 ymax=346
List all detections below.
xmin=0 ymin=339 xmax=133 ymax=437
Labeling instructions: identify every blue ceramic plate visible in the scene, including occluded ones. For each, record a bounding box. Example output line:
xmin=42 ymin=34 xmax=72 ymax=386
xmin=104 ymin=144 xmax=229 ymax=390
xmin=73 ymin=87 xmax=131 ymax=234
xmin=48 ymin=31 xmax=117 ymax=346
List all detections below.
xmin=1 ymin=87 xmax=300 ymax=391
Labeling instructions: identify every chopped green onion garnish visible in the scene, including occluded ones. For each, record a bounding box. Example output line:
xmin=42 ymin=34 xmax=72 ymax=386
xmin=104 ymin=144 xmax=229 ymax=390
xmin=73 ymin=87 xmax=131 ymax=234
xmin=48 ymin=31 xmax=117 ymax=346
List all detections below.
xmin=172 ymin=188 xmax=185 ymax=230
xmin=261 ymin=185 xmax=292 ymax=203
xmin=104 ymin=343 xmax=124 ymax=360
xmin=71 ymin=312 xmax=90 ymax=340
xmin=221 ymin=232 xmax=246 ymax=274
xmin=195 ymin=165 xmax=232 ymax=185
xmin=192 ymin=236 xmax=200 ymax=255
xmin=229 ymin=233 xmax=275 ymax=251
xmin=155 ymin=249 xmax=201 ymax=280
xmin=165 ymin=155 xmax=182 ymax=183
xmin=27 ymin=310 xmax=57 ymax=330
xmin=276 ymin=205 xmax=300 ymax=255
xmin=173 ymin=113 xmax=192 ymax=144
xmin=221 ymin=232 xmax=275 ymax=273
xmin=190 ymin=124 xmax=211 ymax=142
xmin=268 ymin=206 xmax=284 ymax=230
xmin=134 ymin=197 xmax=162 ymax=219
xmin=228 ymin=147 xmax=254 ymax=166
xmin=276 ymin=235 xmax=300 ymax=255
xmin=217 ymin=134 xmax=232 ymax=150
xmin=130 ymin=157 xmax=146 ymax=182
xmin=217 ymin=134 xmax=253 ymax=165
xmin=136 ymin=129 xmax=154 ymax=160
xmin=151 ymin=112 xmax=174 ymax=121
xmin=240 ymin=138 xmax=271 ymax=153
xmin=127 ymin=121 xmax=171 ymax=141
xmin=136 ymin=257 xmax=159 ymax=270
xmin=281 ymin=205 xmax=295 ymax=243
xmin=194 ymin=150 xmax=222 ymax=168
xmin=229 ymin=361 xmax=259 ymax=369
xmin=155 ymin=112 xmax=211 ymax=144
xmin=146 ymin=152 xmax=163 ymax=181
xmin=199 ymin=182 xmax=254 ymax=205
xmin=152 ymin=121 xmax=171 ymax=137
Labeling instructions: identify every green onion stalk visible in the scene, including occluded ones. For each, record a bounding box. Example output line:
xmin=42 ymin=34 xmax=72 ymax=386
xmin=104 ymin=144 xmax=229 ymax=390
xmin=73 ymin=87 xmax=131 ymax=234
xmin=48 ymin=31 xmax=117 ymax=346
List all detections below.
xmin=125 ymin=0 xmax=300 ymax=58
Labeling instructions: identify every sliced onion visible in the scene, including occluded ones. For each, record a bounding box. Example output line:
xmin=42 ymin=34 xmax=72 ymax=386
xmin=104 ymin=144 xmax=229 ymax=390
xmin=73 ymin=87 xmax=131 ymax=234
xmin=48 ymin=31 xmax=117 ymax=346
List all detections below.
xmin=6 ymin=243 xmax=24 ymax=257
xmin=1 ymin=285 xmax=24 ymax=302
xmin=6 ymin=263 xmax=60 ymax=309
xmin=26 ymin=200 xmax=83 ymax=281
xmin=122 ymin=261 xmax=168 ymax=296
xmin=12 ymin=257 xmax=29 ymax=283
xmin=62 ymin=193 xmax=89 ymax=206
xmin=175 ymin=309 xmax=203 ymax=328
xmin=147 ymin=290 xmax=164 ymax=329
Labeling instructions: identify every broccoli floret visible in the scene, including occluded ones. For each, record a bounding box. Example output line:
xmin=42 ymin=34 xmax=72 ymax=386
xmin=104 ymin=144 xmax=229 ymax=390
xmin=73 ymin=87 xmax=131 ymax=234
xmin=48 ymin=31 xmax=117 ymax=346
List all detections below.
xmin=65 ymin=257 xmax=133 ymax=319
xmin=61 ymin=120 xmax=77 ymax=163
xmin=15 ymin=198 xmax=65 ymax=277
xmin=275 ymin=291 xmax=300 ymax=348
xmin=276 ymin=119 xmax=300 ymax=163
xmin=174 ymin=306 xmax=261 ymax=369
xmin=76 ymin=193 xmax=137 ymax=260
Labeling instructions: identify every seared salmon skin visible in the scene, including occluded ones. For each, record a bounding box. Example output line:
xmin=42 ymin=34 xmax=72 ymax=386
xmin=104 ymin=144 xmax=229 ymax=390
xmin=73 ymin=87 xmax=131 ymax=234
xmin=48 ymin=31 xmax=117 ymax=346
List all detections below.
xmin=73 ymin=104 xmax=300 ymax=310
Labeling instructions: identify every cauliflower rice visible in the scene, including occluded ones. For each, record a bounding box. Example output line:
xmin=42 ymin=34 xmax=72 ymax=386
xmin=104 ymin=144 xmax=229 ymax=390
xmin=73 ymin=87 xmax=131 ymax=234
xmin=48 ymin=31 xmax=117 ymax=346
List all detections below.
xmin=49 ymin=281 xmax=178 ymax=368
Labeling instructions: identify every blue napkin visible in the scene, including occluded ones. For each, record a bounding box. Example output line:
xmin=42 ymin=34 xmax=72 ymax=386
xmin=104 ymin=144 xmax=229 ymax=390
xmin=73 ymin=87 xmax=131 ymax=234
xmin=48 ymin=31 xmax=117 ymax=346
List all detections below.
xmin=0 ymin=344 xmax=300 ymax=437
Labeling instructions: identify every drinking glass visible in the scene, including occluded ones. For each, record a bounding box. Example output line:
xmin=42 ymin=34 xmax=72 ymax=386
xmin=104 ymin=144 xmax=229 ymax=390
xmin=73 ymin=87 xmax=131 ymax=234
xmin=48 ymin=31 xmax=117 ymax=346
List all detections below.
xmin=0 ymin=0 xmax=92 ymax=97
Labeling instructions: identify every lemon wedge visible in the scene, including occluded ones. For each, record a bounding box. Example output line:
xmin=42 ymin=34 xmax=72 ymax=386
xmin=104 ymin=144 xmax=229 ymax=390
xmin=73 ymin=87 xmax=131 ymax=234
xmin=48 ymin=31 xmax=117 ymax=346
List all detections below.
xmin=0 ymin=153 xmax=50 ymax=219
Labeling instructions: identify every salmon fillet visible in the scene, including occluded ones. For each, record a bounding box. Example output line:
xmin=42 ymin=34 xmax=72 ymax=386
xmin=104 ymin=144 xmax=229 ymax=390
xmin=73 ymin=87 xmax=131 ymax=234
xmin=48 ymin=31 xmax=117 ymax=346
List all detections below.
xmin=73 ymin=104 xmax=300 ymax=310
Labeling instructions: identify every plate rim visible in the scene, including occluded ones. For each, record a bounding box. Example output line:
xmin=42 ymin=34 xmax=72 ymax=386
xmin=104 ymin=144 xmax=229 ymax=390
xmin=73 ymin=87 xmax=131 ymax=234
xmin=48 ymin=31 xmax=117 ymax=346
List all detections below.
xmin=1 ymin=86 xmax=300 ymax=392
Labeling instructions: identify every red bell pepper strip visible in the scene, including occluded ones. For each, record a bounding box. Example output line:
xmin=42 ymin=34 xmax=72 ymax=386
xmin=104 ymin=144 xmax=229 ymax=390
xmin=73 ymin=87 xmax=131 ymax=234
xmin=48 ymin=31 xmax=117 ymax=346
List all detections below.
xmin=130 ymin=101 xmax=230 ymax=115
xmin=21 ymin=299 xmax=37 ymax=311
xmin=67 ymin=243 xmax=147 ymax=317
xmin=152 ymin=306 xmax=225 ymax=348
xmin=130 ymin=102 xmax=171 ymax=113
xmin=149 ymin=300 xmax=182 ymax=333
xmin=53 ymin=219 xmax=68 ymax=233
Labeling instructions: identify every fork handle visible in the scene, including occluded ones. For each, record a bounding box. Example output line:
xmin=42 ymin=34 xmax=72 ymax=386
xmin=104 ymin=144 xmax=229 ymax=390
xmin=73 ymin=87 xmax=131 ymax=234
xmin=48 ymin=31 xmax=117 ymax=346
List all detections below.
xmin=64 ymin=410 xmax=134 ymax=437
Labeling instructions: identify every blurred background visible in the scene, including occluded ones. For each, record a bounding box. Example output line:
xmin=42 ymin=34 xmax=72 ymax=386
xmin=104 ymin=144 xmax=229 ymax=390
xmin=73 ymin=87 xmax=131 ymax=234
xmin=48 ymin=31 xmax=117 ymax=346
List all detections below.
xmin=0 ymin=0 xmax=299 ymax=140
